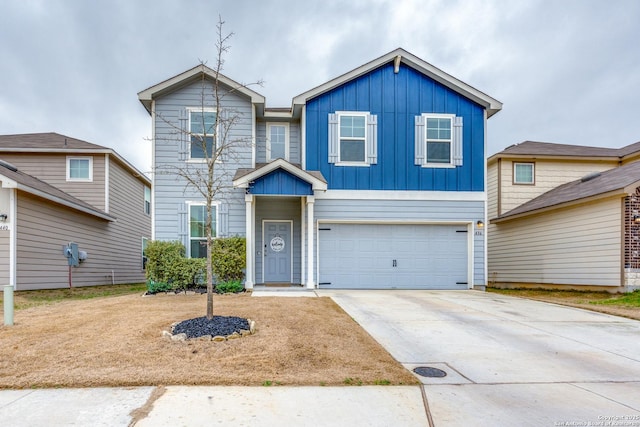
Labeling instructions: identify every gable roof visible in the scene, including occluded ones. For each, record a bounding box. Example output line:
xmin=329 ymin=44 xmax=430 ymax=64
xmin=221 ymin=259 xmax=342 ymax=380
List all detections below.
xmin=292 ymin=48 xmax=503 ymax=117
xmin=0 ymin=160 xmax=116 ymax=221
xmin=489 ymin=140 xmax=640 ymax=162
xmin=0 ymin=133 xmax=151 ymax=186
xmin=0 ymin=132 xmax=107 ymax=151
xmin=232 ymin=159 xmax=327 ymax=191
xmin=492 ymin=160 xmax=640 ymax=222
xmin=137 ymin=64 xmax=266 ymax=115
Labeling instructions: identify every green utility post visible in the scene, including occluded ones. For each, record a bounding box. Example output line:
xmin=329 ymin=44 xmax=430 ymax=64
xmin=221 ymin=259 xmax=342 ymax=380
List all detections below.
xmin=3 ymin=285 xmax=13 ymax=326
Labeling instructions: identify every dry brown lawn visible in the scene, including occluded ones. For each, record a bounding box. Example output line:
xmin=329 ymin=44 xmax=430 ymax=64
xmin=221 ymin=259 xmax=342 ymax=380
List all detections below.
xmin=0 ymin=292 xmax=417 ymax=389
xmin=488 ymin=288 xmax=640 ymax=321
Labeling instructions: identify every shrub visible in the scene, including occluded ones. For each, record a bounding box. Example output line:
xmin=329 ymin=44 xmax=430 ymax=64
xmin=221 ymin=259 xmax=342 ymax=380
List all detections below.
xmin=216 ymin=280 xmax=244 ymax=294
xmin=145 ymin=240 xmax=185 ymax=284
xmin=167 ymin=258 xmax=207 ymax=292
xmin=212 ymin=236 xmax=246 ymax=283
xmin=147 ymin=280 xmax=172 ymax=294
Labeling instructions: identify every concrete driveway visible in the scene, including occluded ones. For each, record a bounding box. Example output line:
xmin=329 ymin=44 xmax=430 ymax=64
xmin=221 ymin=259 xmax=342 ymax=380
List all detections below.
xmin=323 ymin=290 xmax=640 ymax=426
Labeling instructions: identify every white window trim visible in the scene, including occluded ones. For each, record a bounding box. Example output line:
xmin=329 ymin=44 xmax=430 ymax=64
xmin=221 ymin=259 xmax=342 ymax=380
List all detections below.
xmin=422 ymin=113 xmax=455 ymax=168
xmin=266 ymin=122 xmax=290 ymax=162
xmin=66 ymin=156 xmax=93 ymax=182
xmin=187 ymin=107 xmax=218 ymax=162
xmin=336 ymin=111 xmax=370 ymax=166
xmin=513 ymin=162 xmax=535 ymax=185
xmin=186 ymin=201 xmax=220 ymax=258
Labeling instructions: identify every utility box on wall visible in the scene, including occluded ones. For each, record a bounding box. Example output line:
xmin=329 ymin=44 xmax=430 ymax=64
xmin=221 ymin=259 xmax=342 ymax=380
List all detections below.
xmin=63 ymin=243 xmax=79 ymax=267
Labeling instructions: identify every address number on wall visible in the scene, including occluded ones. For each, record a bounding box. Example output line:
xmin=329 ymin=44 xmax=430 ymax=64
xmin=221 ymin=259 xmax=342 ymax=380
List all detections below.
xmin=0 ymin=225 xmax=10 ymax=231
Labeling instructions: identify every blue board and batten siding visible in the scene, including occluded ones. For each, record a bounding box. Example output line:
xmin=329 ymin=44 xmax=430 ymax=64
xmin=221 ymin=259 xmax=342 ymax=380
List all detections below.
xmin=250 ymin=169 xmax=313 ymax=196
xmin=305 ymin=62 xmax=485 ymax=191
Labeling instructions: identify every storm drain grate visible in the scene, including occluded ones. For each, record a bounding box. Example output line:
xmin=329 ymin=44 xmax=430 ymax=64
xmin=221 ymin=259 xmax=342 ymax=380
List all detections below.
xmin=413 ymin=366 xmax=447 ymax=378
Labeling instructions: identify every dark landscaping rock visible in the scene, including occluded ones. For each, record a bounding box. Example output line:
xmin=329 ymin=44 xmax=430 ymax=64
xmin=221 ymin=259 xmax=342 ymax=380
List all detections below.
xmin=172 ymin=316 xmax=250 ymax=339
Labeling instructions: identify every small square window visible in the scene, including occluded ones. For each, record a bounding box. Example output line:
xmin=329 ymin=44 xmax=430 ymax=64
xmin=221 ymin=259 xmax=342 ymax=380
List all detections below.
xmin=514 ymin=163 xmax=535 ymax=184
xmin=66 ymin=157 xmax=93 ymax=181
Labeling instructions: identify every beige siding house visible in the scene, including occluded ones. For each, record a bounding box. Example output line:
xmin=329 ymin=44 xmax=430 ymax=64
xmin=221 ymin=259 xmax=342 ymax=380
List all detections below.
xmin=0 ymin=133 xmax=151 ymax=290
xmin=488 ymin=141 xmax=640 ymax=292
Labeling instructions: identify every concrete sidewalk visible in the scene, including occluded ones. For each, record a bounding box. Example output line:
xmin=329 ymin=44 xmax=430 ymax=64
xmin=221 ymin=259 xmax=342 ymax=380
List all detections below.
xmin=0 ymin=386 xmax=428 ymax=426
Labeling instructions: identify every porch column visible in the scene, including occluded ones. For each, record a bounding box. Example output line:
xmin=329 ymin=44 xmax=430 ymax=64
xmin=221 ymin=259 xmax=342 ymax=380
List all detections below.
xmin=245 ymin=194 xmax=254 ymax=289
xmin=306 ymin=196 xmax=315 ymax=289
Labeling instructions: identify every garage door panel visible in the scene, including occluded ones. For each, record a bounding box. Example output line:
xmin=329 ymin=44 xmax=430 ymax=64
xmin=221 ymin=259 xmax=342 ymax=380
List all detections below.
xmin=319 ymin=223 xmax=468 ymax=290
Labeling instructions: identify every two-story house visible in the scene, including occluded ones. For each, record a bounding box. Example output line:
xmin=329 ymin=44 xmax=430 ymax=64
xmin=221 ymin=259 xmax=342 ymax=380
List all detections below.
xmin=138 ymin=48 xmax=502 ymax=290
xmin=0 ymin=133 xmax=152 ymax=290
xmin=488 ymin=140 xmax=640 ymax=292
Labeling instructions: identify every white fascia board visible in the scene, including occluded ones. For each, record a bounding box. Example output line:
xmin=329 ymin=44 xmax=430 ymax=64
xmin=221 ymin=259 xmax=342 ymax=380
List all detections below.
xmin=233 ymin=159 xmax=327 ymax=191
xmin=314 ymin=189 xmax=486 ymax=202
xmin=292 ymin=48 xmax=502 ymax=117
xmin=16 ymin=184 xmax=116 ymax=221
xmin=0 ymin=175 xmax=18 ymax=188
xmin=138 ymin=64 xmax=265 ymax=114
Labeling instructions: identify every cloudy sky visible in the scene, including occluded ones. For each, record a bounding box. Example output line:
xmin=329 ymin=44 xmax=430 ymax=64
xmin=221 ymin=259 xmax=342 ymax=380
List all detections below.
xmin=1 ymin=0 xmax=639 ymax=174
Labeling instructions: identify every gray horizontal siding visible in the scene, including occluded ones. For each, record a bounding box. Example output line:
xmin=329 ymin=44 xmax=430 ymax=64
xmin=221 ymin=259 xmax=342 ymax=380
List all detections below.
xmin=16 ymin=191 xmax=149 ymax=290
xmin=1 ymin=153 xmax=106 ymax=211
xmin=313 ymin=198 xmax=485 ymax=286
xmin=13 ymin=158 xmax=151 ymax=290
xmin=153 ymin=79 xmax=252 ymax=244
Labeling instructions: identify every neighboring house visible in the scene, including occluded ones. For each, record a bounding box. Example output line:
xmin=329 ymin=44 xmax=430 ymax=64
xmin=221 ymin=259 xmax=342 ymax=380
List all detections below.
xmin=488 ymin=140 xmax=640 ymax=292
xmin=0 ymin=133 xmax=152 ymax=290
xmin=138 ymin=48 xmax=502 ymax=290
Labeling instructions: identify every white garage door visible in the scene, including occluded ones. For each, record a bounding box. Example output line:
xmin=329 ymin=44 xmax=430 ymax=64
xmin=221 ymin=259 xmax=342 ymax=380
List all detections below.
xmin=318 ymin=223 xmax=469 ymax=289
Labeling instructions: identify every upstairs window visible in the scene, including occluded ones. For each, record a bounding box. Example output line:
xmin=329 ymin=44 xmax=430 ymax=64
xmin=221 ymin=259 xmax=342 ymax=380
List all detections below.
xmin=415 ymin=114 xmax=463 ymax=167
xmin=144 ymin=186 xmax=151 ymax=215
xmin=267 ymin=123 xmax=289 ymax=161
xmin=66 ymin=157 xmax=93 ymax=181
xmin=328 ymin=112 xmax=377 ymax=166
xmin=513 ymin=162 xmax=535 ymax=184
xmin=189 ymin=110 xmax=217 ymax=159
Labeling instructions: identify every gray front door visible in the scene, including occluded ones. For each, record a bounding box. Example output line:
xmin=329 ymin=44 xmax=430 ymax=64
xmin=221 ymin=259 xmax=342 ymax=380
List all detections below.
xmin=264 ymin=221 xmax=292 ymax=282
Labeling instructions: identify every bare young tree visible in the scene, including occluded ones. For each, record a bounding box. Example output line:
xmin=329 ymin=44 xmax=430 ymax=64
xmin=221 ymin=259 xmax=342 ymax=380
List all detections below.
xmin=155 ymin=17 xmax=261 ymax=319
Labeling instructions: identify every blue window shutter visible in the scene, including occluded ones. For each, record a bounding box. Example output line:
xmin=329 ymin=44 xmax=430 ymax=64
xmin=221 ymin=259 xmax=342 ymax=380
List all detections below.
xmin=328 ymin=113 xmax=339 ymax=163
xmin=414 ymin=115 xmax=425 ymax=165
xmin=177 ymin=203 xmax=188 ymax=248
xmin=452 ymin=116 xmax=463 ymax=166
xmin=218 ymin=204 xmax=228 ymax=237
xmin=179 ymin=109 xmax=188 ymax=161
xmin=367 ymin=114 xmax=378 ymax=164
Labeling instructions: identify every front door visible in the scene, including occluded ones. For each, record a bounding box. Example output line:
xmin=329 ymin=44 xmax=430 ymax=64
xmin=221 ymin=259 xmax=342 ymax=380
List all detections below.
xmin=263 ymin=221 xmax=292 ymax=283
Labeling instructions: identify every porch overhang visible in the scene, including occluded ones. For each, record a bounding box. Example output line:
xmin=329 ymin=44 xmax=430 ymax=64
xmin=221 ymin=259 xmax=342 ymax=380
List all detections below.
xmin=232 ymin=159 xmax=327 ymax=195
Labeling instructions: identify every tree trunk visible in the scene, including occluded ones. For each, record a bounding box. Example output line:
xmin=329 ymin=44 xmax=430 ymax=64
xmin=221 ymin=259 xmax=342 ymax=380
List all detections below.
xmin=206 ymin=203 xmax=214 ymax=320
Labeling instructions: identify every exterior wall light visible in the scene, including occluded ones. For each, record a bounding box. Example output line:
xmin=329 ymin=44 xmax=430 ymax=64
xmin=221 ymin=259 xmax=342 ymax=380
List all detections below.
xmin=0 ymin=214 xmax=7 ymax=222
xmin=634 ymin=215 xmax=640 ymax=224
xmin=476 ymin=220 xmax=484 ymax=228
